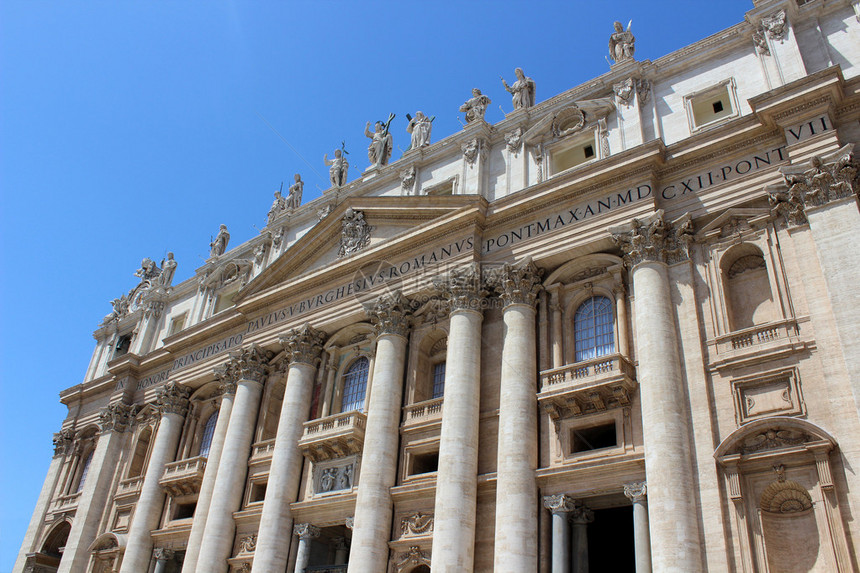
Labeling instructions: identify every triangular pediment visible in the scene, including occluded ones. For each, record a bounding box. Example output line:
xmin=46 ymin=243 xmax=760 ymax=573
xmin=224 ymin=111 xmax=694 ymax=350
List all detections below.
xmin=236 ymin=195 xmax=485 ymax=302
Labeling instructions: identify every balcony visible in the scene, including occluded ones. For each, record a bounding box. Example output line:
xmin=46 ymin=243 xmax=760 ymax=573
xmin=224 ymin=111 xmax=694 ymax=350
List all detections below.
xmin=538 ymin=354 xmax=637 ymax=421
xmin=708 ymin=318 xmax=810 ymax=371
xmin=250 ymin=438 xmax=276 ymax=463
xmin=52 ymin=491 xmax=81 ymax=512
xmin=159 ymin=456 xmax=206 ymax=497
xmin=114 ymin=475 xmax=144 ymax=501
xmin=402 ymin=397 xmax=444 ymax=431
xmin=298 ymin=411 xmax=367 ymax=462
xmin=306 ymin=567 xmax=347 ymax=572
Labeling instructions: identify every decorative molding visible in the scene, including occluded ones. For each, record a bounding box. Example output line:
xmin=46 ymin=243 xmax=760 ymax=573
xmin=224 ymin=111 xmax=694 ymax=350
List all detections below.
xmin=760 ymin=477 xmax=812 ymax=514
xmin=279 ymin=323 xmax=326 ymax=367
xmin=156 ymin=381 xmax=191 ymax=417
xmin=769 ymin=145 xmax=859 ymax=227
xmin=610 ymin=210 xmax=694 ymax=268
xmin=238 ymin=534 xmax=257 ymax=554
xmin=614 ymin=78 xmax=635 ymax=107
xmin=53 ymin=429 xmax=75 ymax=457
xmin=433 ymin=264 xmax=490 ymax=312
xmin=623 ymin=481 xmax=647 ymax=504
xmin=153 ymin=548 xmax=174 ymax=562
xmin=98 ymin=402 xmax=137 ymax=434
xmin=338 ymin=208 xmax=373 ymax=258
xmin=761 ymin=10 xmax=788 ymax=41
xmin=218 ymin=344 xmax=273 ymax=385
xmin=345 ymin=516 xmax=354 ymax=530
xmin=365 ymin=291 xmax=415 ymax=338
xmin=461 ymin=137 xmax=487 ymax=165
xmin=395 ymin=546 xmax=431 ymax=572
xmin=542 ymin=494 xmax=577 ymax=514
xmin=400 ymin=512 xmax=434 ymax=537
xmin=490 ymin=259 xmax=544 ymax=308
xmin=571 ymin=504 xmax=594 ymax=525
xmin=213 ymin=365 xmax=237 ymax=396
xmin=739 ymin=428 xmax=809 ymax=454
xmin=294 ymin=523 xmax=321 ymax=540
xmin=399 ymin=165 xmax=416 ymax=192
xmin=505 ymin=127 xmax=523 ymax=154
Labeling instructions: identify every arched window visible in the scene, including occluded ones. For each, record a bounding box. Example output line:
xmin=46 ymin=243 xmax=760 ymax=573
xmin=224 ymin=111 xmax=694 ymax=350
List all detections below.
xmin=573 ymin=296 xmax=614 ymax=362
xmin=127 ymin=427 xmax=152 ymax=478
xmin=341 ymin=357 xmax=370 ymax=413
xmin=76 ymin=450 xmax=94 ymax=493
xmin=199 ymin=411 xmax=218 ymax=458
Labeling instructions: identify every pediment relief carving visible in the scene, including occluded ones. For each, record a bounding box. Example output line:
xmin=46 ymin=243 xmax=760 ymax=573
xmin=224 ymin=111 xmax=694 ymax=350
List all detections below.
xmin=714 ymin=416 xmax=836 ymax=460
xmin=200 ymin=258 xmax=254 ymax=291
xmin=523 ymin=98 xmax=616 ymax=147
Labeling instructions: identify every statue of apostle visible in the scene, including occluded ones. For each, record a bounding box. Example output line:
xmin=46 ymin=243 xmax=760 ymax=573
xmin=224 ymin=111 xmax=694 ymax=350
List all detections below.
xmin=210 ymin=224 xmax=230 ymax=257
xmin=406 ymin=111 xmax=433 ymax=150
xmin=365 ymin=113 xmax=395 ymax=168
xmin=459 ymin=88 xmax=492 ymax=123
xmin=609 ymin=20 xmax=635 ymax=63
xmin=501 ymin=68 xmax=536 ymax=111
xmin=324 ymin=147 xmax=349 ymax=187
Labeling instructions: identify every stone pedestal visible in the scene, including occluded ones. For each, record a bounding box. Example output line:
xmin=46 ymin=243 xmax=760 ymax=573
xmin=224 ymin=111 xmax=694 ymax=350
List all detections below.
xmin=431 ymin=266 xmax=485 ymax=572
xmin=624 ymin=482 xmax=652 ymax=573
xmin=121 ymin=383 xmax=189 ymax=573
xmin=181 ymin=382 xmax=235 ymax=573
xmin=253 ymin=325 xmax=325 ymax=573
xmin=58 ymin=402 xmax=135 ymax=573
xmin=493 ymin=263 xmax=542 ymax=572
xmin=196 ymin=345 xmax=270 ymax=573
xmin=347 ymin=293 xmax=412 ymax=573
xmin=543 ymin=494 xmax=576 ymax=573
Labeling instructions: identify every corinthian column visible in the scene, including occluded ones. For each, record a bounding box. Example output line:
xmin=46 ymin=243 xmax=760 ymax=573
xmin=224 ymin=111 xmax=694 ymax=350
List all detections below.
xmin=611 ymin=212 xmax=702 ymax=572
xmin=348 ymin=292 xmax=413 ymax=572
xmin=492 ymin=261 xmax=543 ymax=573
xmin=543 ymin=494 xmax=576 ymax=573
xmin=623 ymin=482 xmax=651 ymax=573
xmin=195 ymin=344 xmax=272 ymax=573
xmin=58 ymin=402 xmax=136 ymax=573
xmin=181 ymin=374 xmax=236 ymax=573
xmin=294 ymin=523 xmax=321 ymax=573
xmin=253 ymin=325 xmax=326 ymax=573
xmin=431 ymin=265 xmax=487 ymax=572
xmin=120 ymin=382 xmax=190 ymax=573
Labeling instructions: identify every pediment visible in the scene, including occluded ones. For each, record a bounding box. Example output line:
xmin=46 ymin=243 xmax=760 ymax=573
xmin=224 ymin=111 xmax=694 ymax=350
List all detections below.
xmin=237 ymin=195 xmax=483 ymax=302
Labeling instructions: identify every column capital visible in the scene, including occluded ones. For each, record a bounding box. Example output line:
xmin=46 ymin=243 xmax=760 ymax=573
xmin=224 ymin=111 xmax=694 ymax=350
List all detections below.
xmin=333 ymin=536 xmax=350 ymax=551
xmin=490 ymin=259 xmax=544 ymax=309
xmin=153 ymin=547 xmax=174 ymax=561
xmin=769 ymin=144 xmax=859 ymax=227
xmin=155 ymin=381 xmax=190 ymax=417
xmin=571 ymin=504 xmax=594 ymax=525
xmin=543 ymin=493 xmax=577 ymax=514
xmin=623 ymin=481 xmax=647 ymax=504
xmin=98 ymin=401 xmax=138 ymax=433
xmin=365 ymin=290 xmax=415 ymax=338
xmin=433 ymin=263 xmax=490 ymax=312
xmin=294 ymin=523 xmax=321 ymax=540
xmin=220 ymin=343 xmax=273 ymax=385
xmin=610 ymin=210 xmax=694 ymax=268
xmin=345 ymin=516 xmax=354 ymax=530
xmin=213 ymin=365 xmax=237 ymax=395
xmin=53 ymin=428 xmax=75 ymax=457
xmin=278 ymin=323 xmax=326 ymax=366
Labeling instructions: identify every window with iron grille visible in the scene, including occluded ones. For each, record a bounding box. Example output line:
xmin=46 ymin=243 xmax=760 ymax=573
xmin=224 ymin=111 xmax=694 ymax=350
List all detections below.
xmin=431 ymin=361 xmax=446 ymax=399
xmin=341 ymin=357 xmax=370 ymax=413
xmin=199 ymin=411 xmax=218 ymax=458
xmin=573 ymin=296 xmax=614 ymax=362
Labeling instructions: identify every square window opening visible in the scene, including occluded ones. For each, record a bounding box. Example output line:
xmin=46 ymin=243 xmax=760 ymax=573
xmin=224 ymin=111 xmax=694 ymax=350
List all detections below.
xmin=689 ymin=83 xmax=735 ymax=129
xmin=551 ymin=136 xmax=598 ymax=174
xmin=173 ymin=502 xmax=196 ymax=520
xmin=250 ymin=482 xmax=267 ymax=503
xmin=409 ymin=451 xmax=439 ymax=476
xmin=168 ymin=313 xmax=187 ymax=336
xmin=213 ymin=290 xmax=238 ymax=314
xmin=571 ymin=423 xmax=617 ymax=453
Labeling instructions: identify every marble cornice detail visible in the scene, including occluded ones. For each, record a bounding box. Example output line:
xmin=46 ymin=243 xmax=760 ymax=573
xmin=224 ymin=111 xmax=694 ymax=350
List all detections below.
xmin=366 ymin=291 xmax=416 ymax=338
xmin=279 ymin=323 xmax=326 ymax=367
xmin=53 ymin=428 xmax=76 ymax=457
xmin=155 ymin=381 xmax=191 ymax=417
xmin=490 ymin=260 xmax=544 ymax=308
xmin=610 ymin=210 xmax=695 ymax=268
xmin=98 ymin=402 xmax=138 ymax=434
xmin=768 ymin=144 xmax=858 ymax=227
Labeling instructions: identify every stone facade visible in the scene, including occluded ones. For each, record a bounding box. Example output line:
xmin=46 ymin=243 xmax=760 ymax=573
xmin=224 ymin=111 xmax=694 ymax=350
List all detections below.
xmin=15 ymin=1 xmax=860 ymax=572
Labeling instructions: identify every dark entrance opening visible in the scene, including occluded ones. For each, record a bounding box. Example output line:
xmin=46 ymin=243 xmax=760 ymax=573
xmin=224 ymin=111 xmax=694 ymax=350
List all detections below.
xmin=588 ymin=505 xmax=635 ymax=571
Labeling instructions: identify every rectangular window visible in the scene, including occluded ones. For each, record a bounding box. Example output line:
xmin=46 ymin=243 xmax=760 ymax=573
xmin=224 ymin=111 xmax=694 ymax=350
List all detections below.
xmin=167 ymin=312 xmax=187 ymax=336
xmin=173 ymin=502 xmax=196 ymax=520
xmin=571 ymin=423 xmax=617 ymax=453
xmin=685 ymin=79 xmax=738 ymax=131
xmin=409 ymin=451 xmax=439 ymax=476
xmin=250 ymin=482 xmax=267 ymax=503
xmin=431 ymin=362 xmax=446 ymax=399
xmin=551 ymin=134 xmax=598 ymax=174
xmin=213 ymin=290 xmax=237 ymax=314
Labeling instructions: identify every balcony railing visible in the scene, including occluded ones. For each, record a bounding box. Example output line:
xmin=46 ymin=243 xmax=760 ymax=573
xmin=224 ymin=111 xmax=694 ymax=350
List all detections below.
xmin=52 ymin=491 xmax=81 ymax=512
xmin=250 ymin=438 xmax=276 ymax=463
xmin=305 ymin=566 xmax=348 ymax=573
xmin=714 ymin=319 xmax=799 ymax=354
xmin=403 ymin=397 xmax=444 ymax=429
xmin=538 ymin=353 xmax=636 ymax=420
xmin=114 ymin=475 xmax=144 ymax=500
xmin=159 ymin=456 xmax=206 ymax=497
xmin=299 ymin=411 xmax=367 ymax=462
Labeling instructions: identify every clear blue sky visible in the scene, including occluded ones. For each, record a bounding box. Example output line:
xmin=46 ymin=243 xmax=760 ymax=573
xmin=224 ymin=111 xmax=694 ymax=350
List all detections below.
xmin=0 ymin=1 xmax=754 ymax=569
